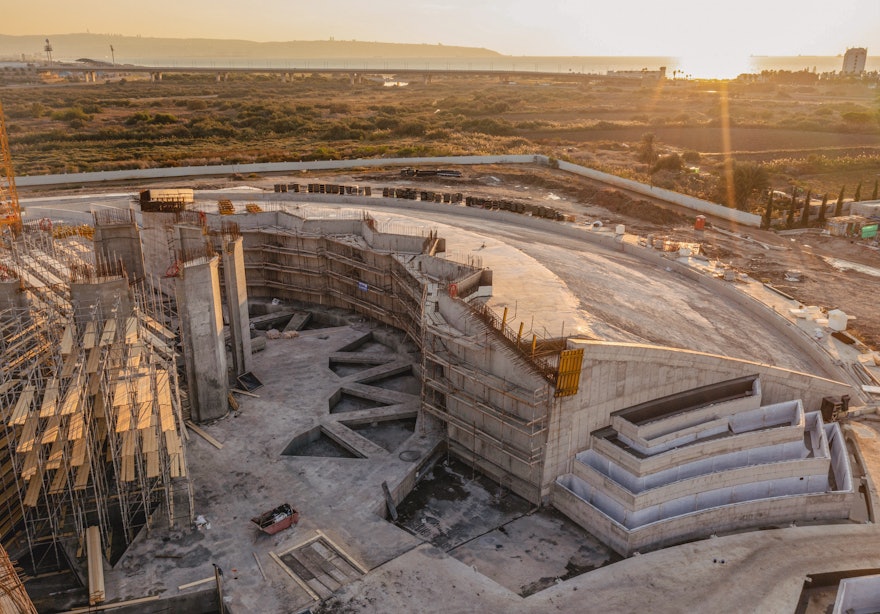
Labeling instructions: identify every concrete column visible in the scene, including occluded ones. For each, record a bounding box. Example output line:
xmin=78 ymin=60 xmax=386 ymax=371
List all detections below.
xmin=93 ymin=214 xmax=146 ymax=283
xmin=176 ymin=256 xmax=228 ymax=423
xmin=70 ymin=277 xmax=132 ymax=321
xmin=0 ymin=278 xmax=23 ymax=311
xmin=222 ymin=237 xmax=252 ymax=376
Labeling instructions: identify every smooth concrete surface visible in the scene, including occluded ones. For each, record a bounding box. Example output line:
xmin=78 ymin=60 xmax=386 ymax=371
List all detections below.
xmin=93 ymin=217 xmax=145 ymax=282
xmin=70 ymin=277 xmax=132 ymax=321
xmin=221 ymin=237 xmax=252 ymax=376
xmin=175 ymin=256 xmax=228 ymax=422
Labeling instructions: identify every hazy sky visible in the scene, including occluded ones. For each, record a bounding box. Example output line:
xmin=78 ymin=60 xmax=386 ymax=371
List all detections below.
xmin=5 ymin=0 xmax=879 ymax=58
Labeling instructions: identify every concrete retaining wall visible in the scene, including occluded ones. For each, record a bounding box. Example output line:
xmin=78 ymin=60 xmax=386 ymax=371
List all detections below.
xmin=552 ymin=476 xmax=852 ymax=556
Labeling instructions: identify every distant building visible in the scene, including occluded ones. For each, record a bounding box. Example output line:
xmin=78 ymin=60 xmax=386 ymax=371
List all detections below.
xmin=606 ymin=66 xmax=666 ymax=81
xmin=842 ymin=48 xmax=867 ymax=75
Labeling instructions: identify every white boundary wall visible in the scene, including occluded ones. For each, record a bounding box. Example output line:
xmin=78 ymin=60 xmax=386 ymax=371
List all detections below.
xmin=17 ymin=154 xmax=761 ymax=226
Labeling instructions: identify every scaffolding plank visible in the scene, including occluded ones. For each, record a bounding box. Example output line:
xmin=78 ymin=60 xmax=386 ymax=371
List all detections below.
xmin=10 ymin=386 xmax=35 ymax=426
xmin=116 ymin=406 xmax=132 ymax=433
xmin=61 ymin=351 xmax=78 ymax=379
xmin=18 ymin=416 xmax=39 ymax=453
xmin=41 ymin=415 xmax=62 ymax=444
xmin=87 ymin=526 xmax=105 ymax=606
xmin=60 ymin=383 xmax=82 ymax=416
xmin=124 ymin=317 xmax=138 ymax=344
xmin=49 ymin=463 xmax=68 ymax=494
xmin=71 ymin=438 xmax=87 ymax=467
xmin=23 ymin=469 xmax=43 ymax=507
xmin=111 ymin=380 xmax=129 ymax=407
xmin=141 ymin=426 xmax=158 ymax=454
xmin=89 ymin=372 xmax=101 ymax=397
xmin=21 ymin=450 xmax=38 ymax=480
xmin=46 ymin=439 xmax=64 ymax=470
xmin=74 ymin=460 xmax=91 ymax=490
xmin=40 ymin=377 xmax=59 ymax=417
xmin=0 ymin=379 xmax=19 ymax=396
xmin=169 ymin=453 xmax=184 ymax=478
xmin=60 ymin=325 xmax=74 ymax=355
xmin=83 ymin=321 xmax=97 ymax=350
xmin=157 ymin=370 xmax=175 ymax=432
xmin=136 ymin=375 xmax=152 ymax=429
xmin=121 ymin=430 xmax=137 ymax=458
xmin=68 ymin=410 xmax=84 ymax=441
xmin=121 ymin=455 xmax=135 ymax=482
xmin=146 ymin=451 xmax=160 ymax=478
xmin=164 ymin=430 xmax=181 ymax=456
xmin=86 ymin=347 xmax=101 ymax=374
xmin=99 ymin=319 xmax=117 ymax=347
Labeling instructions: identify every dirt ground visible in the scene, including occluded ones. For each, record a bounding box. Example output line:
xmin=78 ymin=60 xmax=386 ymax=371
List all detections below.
xmin=21 ymin=160 xmax=880 ymax=350
xmin=348 ymin=164 xmax=880 ymax=350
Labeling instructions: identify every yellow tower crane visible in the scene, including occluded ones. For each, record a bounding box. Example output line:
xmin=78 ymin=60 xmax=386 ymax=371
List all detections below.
xmin=0 ymin=101 xmax=22 ymax=236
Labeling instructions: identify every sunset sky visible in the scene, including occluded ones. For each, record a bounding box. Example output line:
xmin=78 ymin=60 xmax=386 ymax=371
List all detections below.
xmin=5 ymin=0 xmax=878 ymax=62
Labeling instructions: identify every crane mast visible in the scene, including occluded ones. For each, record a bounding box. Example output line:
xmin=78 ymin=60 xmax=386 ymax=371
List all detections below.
xmin=0 ymin=101 xmax=22 ymax=236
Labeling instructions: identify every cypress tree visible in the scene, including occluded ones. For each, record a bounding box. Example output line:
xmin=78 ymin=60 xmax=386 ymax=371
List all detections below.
xmin=786 ymin=188 xmax=798 ymax=228
xmin=817 ymin=193 xmax=829 ymax=226
xmin=873 ymin=180 xmax=878 ymax=201
xmin=854 ymin=181 xmax=862 ymax=202
xmin=761 ymin=191 xmax=774 ymax=229
xmin=799 ymin=190 xmax=811 ymax=227
xmin=834 ymin=185 xmax=845 ymax=217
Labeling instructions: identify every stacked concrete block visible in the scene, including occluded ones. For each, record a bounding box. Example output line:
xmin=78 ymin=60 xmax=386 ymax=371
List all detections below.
xmin=553 ymin=375 xmax=854 ymax=556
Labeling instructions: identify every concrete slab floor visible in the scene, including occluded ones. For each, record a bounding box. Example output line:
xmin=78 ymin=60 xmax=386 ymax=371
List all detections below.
xmin=100 ymin=322 xmax=436 ymax=613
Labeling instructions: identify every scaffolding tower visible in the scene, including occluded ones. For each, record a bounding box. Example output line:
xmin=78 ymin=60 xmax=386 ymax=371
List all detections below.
xmin=0 ymin=228 xmax=192 ymax=574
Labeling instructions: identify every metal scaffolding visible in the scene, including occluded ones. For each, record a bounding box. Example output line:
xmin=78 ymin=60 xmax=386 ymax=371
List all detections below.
xmin=0 ymin=228 xmax=192 ymax=574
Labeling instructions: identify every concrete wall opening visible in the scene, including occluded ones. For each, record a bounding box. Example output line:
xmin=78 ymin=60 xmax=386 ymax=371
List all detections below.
xmin=282 ymin=426 xmax=366 ymax=458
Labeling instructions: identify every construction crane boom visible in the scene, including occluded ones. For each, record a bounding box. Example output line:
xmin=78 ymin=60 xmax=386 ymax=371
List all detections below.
xmin=0 ymin=100 xmax=22 ymax=235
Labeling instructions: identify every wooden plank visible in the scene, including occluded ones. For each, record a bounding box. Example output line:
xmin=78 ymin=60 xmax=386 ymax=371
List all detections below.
xmin=21 ymin=448 xmax=39 ymax=480
xmin=145 ymin=451 xmax=160 ymax=478
xmin=88 ymin=372 xmax=101 ymax=396
xmin=297 ymin=547 xmax=342 ymax=592
xmin=177 ymin=577 xmax=214 ymax=591
xmin=269 ymin=552 xmax=319 ymax=602
xmin=71 ymin=438 xmax=87 ymax=467
xmin=315 ymin=530 xmax=369 ymax=574
xmin=121 ymin=430 xmax=137 ymax=457
xmin=46 ymin=439 xmax=64 ymax=470
xmin=185 ymin=422 xmax=222 ymax=449
xmin=311 ymin=545 xmax=354 ymax=584
xmin=169 ymin=453 xmax=183 ymax=478
xmin=156 ymin=370 xmax=175 ymax=432
xmin=57 ymin=596 xmax=160 ymax=614
xmin=124 ymin=317 xmax=138 ymax=344
xmin=60 ymin=383 xmax=81 ymax=416
xmin=40 ymin=378 xmax=59 ymax=417
xmin=49 ymin=463 xmax=68 ymax=494
xmin=18 ymin=416 xmax=39 ymax=453
xmin=41 ymin=415 xmax=62 ymax=444
xmin=61 ymin=351 xmax=78 ymax=378
xmin=164 ymin=430 xmax=181 ymax=456
xmin=68 ymin=411 xmax=85 ymax=441
xmin=10 ymin=386 xmax=35 ymax=426
xmin=87 ymin=526 xmax=105 ymax=605
xmin=74 ymin=460 xmax=91 ymax=490
xmin=141 ymin=425 xmax=158 ymax=453
xmin=99 ymin=319 xmax=117 ymax=347
xmin=23 ymin=469 xmax=43 ymax=507
xmin=136 ymin=375 xmax=152 ymax=429
xmin=121 ymin=454 xmax=135 ymax=482
xmin=253 ymin=552 xmax=266 ymax=581
xmin=86 ymin=347 xmax=101 ymax=374
xmin=60 ymin=325 xmax=74 ymax=355
xmin=93 ymin=393 xmax=105 ymax=419
xmin=82 ymin=321 xmax=97 ymax=350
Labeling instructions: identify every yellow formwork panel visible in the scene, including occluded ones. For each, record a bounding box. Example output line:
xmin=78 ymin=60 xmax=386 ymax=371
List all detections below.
xmin=554 ymin=348 xmax=584 ymax=398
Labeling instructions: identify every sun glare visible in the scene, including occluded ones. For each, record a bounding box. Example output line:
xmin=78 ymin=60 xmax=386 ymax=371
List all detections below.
xmin=676 ymin=53 xmax=752 ymax=80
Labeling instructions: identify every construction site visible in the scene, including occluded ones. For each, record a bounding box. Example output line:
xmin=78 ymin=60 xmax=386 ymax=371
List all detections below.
xmin=2 ymin=102 xmax=880 ymax=613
